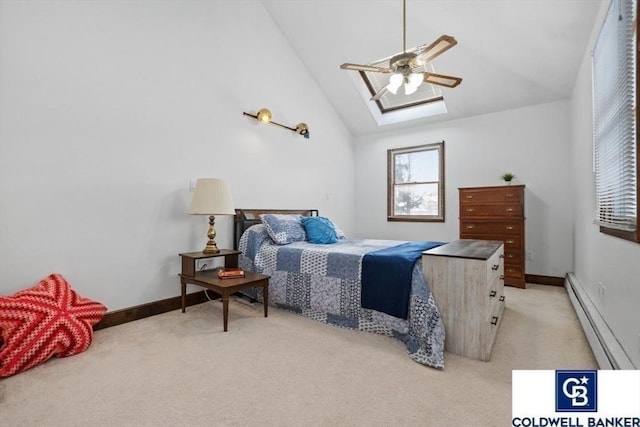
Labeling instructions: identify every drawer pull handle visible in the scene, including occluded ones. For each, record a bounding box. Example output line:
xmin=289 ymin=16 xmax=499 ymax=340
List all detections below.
xmin=490 ymin=290 xmax=497 ymax=297
xmin=491 ymin=264 xmax=499 ymax=271
xmin=507 ymin=254 xmax=514 ymax=258
xmin=466 ymin=195 xmax=473 ymax=199
xmin=507 ymin=268 xmax=515 ymax=272
xmin=506 ymin=225 xmax=514 ymax=230
xmin=491 ymin=316 xmax=499 ymax=325
xmin=466 ymin=207 xmax=475 ymax=212
xmin=506 ymin=240 xmax=514 ymax=244
xmin=500 ymin=275 xmax=504 ymax=280
xmin=506 ymin=192 xmax=514 ymax=197
xmin=499 ymin=296 xmax=505 ymax=302
xmin=466 ymin=225 xmax=475 ymax=229
xmin=506 ymin=207 xmax=514 ymax=212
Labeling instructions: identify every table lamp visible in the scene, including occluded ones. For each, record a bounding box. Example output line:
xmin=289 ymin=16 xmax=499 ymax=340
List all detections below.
xmin=189 ymin=178 xmax=235 ymax=254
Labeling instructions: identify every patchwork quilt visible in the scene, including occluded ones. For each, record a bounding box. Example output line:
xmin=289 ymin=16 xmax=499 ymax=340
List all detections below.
xmin=238 ymin=224 xmax=445 ymax=368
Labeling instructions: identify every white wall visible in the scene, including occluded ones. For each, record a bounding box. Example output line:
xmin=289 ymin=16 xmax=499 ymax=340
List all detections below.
xmin=353 ymin=101 xmax=574 ymax=278
xmin=0 ymin=0 xmax=355 ymax=311
xmin=569 ymin=1 xmax=640 ymax=368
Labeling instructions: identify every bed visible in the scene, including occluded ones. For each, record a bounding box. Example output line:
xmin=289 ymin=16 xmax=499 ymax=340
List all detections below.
xmin=234 ymin=209 xmax=447 ymax=369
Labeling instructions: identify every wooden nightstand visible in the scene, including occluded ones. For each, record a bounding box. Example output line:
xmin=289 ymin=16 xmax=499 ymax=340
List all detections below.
xmin=178 ymin=250 xmax=270 ymax=332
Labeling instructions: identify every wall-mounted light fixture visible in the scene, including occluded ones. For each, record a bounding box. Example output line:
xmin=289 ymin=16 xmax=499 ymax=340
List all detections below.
xmin=243 ymin=108 xmax=310 ymax=139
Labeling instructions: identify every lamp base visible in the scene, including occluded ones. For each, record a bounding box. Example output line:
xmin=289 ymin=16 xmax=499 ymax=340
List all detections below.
xmin=203 ymin=242 xmax=220 ymax=254
xmin=202 ymin=215 xmax=220 ymax=254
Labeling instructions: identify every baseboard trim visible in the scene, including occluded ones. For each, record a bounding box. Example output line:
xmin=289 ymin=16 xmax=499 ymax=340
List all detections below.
xmin=93 ymin=291 xmax=210 ymax=330
xmin=91 ymin=273 xmax=566 ymax=331
xmin=565 ymin=273 xmax=635 ymax=369
xmin=525 ymin=274 xmax=564 ymax=286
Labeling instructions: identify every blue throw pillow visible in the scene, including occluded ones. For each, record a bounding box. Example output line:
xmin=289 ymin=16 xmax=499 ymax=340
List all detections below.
xmin=301 ymin=216 xmax=338 ymax=244
xmin=260 ymin=214 xmax=306 ymax=245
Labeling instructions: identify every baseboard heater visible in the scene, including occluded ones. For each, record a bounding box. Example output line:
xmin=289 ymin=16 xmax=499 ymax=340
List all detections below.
xmin=565 ymin=273 xmax=634 ymax=369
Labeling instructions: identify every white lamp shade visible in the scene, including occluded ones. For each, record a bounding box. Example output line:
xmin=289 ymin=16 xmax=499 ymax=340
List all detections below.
xmin=189 ymin=178 xmax=235 ymax=215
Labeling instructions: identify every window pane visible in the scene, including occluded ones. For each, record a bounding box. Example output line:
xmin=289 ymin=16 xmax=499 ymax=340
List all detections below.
xmin=388 ymin=141 xmax=444 ymax=222
xmin=394 ymin=184 xmax=439 ymax=216
xmin=394 ymin=150 xmax=439 ymax=183
xmin=593 ymin=0 xmax=638 ymax=237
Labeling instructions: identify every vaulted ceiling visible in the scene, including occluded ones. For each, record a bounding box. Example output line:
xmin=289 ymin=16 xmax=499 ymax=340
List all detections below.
xmin=262 ymin=0 xmax=604 ymax=136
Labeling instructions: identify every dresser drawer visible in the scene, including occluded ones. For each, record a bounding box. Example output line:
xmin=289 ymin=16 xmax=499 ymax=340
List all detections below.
xmin=459 ymin=234 xmax=522 ymax=251
xmin=487 ymin=274 xmax=504 ymax=303
xmin=460 ymin=220 xmax=523 ymax=235
xmin=503 ymin=249 xmax=522 ymax=265
xmin=504 ymin=264 xmax=524 ymax=279
xmin=501 ymin=235 xmax=522 ymax=249
xmin=480 ymin=287 xmax=505 ymax=361
xmin=486 ymin=294 xmax=504 ymax=332
xmin=460 ymin=202 xmax=523 ymax=217
xmin=460 ymin=187 xmax=523 ymax=204
xmin=485 ymin=249 xmax=503 ymax=285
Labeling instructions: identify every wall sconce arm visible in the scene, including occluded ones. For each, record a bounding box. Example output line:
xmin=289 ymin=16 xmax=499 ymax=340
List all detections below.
xmin=242 ymin=109 xmax=310 ymax=139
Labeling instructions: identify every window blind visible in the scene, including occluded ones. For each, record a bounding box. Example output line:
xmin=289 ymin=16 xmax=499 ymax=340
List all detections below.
xmin=593 ymin=0 xmax=637 ymax=232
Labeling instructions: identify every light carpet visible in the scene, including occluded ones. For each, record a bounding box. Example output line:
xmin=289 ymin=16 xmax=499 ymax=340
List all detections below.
xmin=0 ymin=284 xmax=597 ymax=427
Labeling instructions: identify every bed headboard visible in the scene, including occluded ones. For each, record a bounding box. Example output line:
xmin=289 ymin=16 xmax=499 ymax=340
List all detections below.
xmin=234 ymin=209 xmax=319 ymax=250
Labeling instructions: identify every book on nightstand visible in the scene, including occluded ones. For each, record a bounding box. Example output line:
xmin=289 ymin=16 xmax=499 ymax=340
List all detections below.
xmin=217 ymin=267 xmax=245 ymax=279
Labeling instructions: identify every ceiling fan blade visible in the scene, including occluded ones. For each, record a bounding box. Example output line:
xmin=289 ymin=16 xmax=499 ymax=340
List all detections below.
xmin=416 ymin=35 xmax=458 ymax=63
xmin=340 ymin=63 xmax=392 ymax=73
xmin=370 ymin=85 xmax=389 ymax=101
xmin=423 ymin=72 xmax=462 ymax=88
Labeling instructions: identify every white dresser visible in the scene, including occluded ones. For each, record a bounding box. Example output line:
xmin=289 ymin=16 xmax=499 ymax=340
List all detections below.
xmin=422 ymin=239 xmax=505 ymax=361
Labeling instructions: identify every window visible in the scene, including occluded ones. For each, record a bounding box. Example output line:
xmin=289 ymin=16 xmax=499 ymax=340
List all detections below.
xmin=387 ymin=142 xmax=444 ymax=222
xmin=593 ymin=0 xmax=639 ymax=242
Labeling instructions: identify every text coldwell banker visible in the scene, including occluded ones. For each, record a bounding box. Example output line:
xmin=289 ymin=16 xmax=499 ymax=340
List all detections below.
xmin=511 ymin=417 xmax=640 ymax=427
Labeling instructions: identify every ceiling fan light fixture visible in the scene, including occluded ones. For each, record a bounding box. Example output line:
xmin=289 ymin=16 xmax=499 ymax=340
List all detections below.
xmin=387 ymin=73 xmax=404 ymax=95
xmin=408 ymin=72 xmax=423 ymax=88
xmin=404 ymin=82 xmax=418 ymax=95
xmin=339 ymin=0 xmax=462 ymax=102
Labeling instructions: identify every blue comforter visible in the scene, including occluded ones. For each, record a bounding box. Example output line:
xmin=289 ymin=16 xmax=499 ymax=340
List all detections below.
xmin=361 ymin=241 xmax=445 ymax=319
xmin=238 ymin=224 xmax=446 ymax=369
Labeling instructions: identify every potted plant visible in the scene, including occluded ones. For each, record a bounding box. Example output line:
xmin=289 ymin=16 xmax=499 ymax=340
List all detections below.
xmin=501 ymin=172 xmax=515 ymax=185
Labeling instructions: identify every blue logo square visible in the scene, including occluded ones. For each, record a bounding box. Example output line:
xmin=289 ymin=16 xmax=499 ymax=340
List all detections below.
xmin=555 ymin=370 xmax=597 ymax=412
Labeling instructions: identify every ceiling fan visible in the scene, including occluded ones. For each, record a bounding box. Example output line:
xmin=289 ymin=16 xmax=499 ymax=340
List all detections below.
xmin=340 ymin=0 xmax=462 ymax=101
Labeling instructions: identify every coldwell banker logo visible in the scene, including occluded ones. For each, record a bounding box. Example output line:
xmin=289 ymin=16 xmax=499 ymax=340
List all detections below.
xmin=555 ymin=370 xmax=598 ymax=412
xmin=512 ymin=370 xmax=640 ymax=427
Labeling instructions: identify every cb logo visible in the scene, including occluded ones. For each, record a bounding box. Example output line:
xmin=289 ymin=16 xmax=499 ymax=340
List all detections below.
xmin=555 ymin=370 xmax=597 ymax=412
